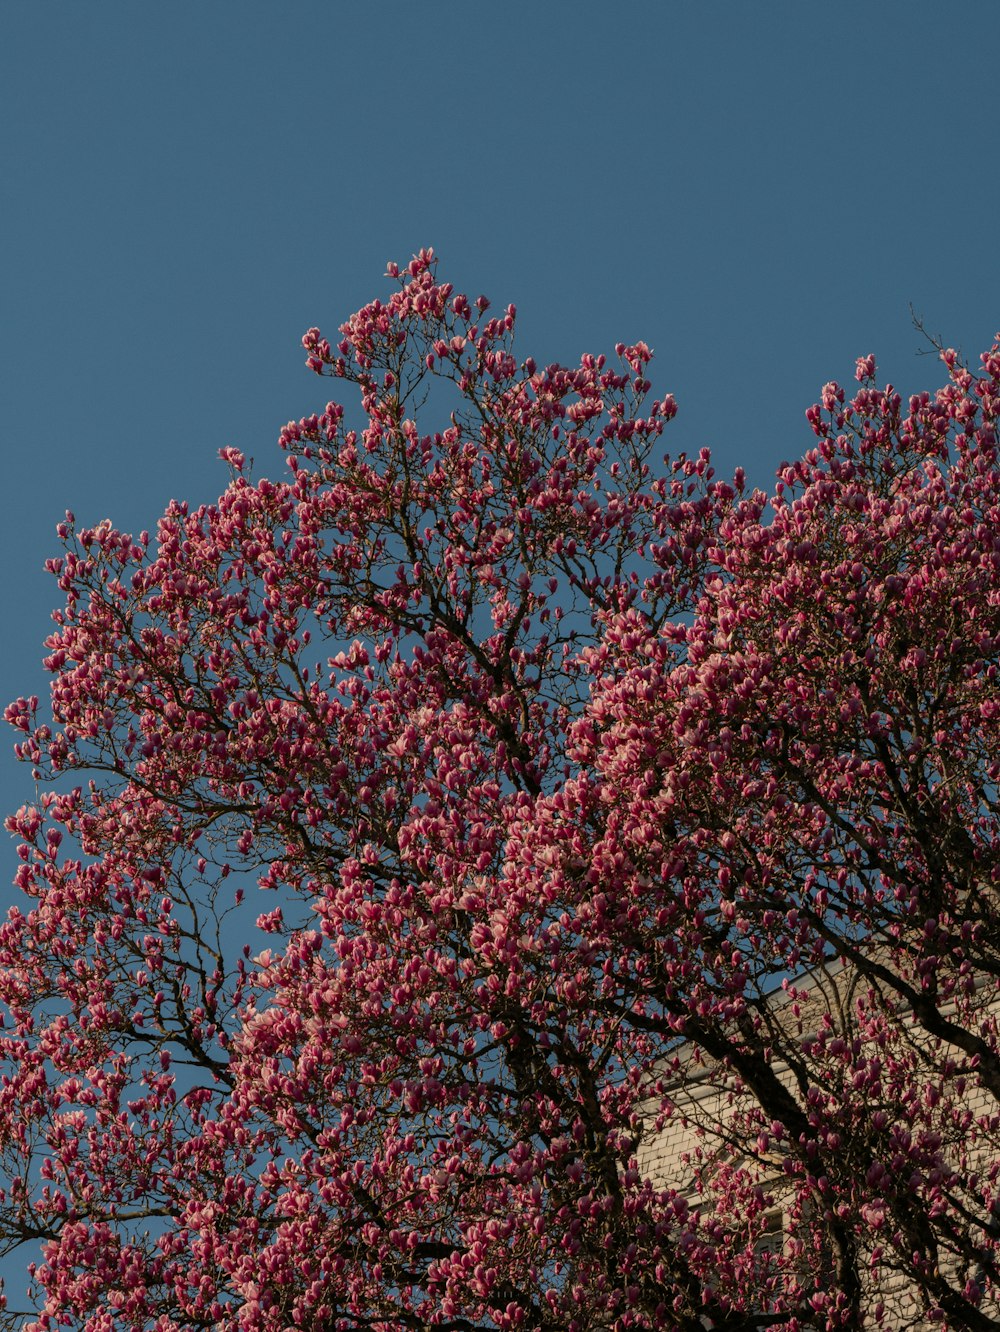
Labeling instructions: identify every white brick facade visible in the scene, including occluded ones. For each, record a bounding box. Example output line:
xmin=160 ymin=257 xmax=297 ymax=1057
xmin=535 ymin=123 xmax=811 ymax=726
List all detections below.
xmin=635 ymin=959 xmax=1000 ymax=1329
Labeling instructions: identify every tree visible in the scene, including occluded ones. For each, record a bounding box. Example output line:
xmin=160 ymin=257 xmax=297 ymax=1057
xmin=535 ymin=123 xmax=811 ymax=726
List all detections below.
xmin=2 ymin=248 xmax=999 ymax=1330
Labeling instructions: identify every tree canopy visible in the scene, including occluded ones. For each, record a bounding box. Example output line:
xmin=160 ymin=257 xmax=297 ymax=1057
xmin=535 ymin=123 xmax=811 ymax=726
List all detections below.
xmin=3 ymin=250 xmax=1000 ymax=1330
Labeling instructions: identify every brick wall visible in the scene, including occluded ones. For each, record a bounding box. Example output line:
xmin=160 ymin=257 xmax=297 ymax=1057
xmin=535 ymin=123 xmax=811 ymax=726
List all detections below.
xmin=634 ymin=960 xmax=1000 ymax=1329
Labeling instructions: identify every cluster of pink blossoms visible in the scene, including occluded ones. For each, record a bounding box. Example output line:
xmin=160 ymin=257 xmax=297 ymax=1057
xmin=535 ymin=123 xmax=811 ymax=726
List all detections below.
xmin=2 ymin=249 xmax=1000 ymax=1330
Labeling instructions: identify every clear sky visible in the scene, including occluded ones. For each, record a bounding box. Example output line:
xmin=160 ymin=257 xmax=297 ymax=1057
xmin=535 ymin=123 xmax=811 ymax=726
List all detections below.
xmin=6 ymin=0 xmax=999 ymax=885
xmin=1 ymin=0 xmax=998 ymax=1313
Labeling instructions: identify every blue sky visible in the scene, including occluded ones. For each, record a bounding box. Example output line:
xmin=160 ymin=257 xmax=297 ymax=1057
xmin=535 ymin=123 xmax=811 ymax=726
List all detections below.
xmin=4 ymin=0 xmax=999 ymax=890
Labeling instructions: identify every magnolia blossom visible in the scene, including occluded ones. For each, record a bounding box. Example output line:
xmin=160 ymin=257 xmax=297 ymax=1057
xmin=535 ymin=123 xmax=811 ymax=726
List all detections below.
xmin=2 ymin=252 xmax=1000 ymax=1330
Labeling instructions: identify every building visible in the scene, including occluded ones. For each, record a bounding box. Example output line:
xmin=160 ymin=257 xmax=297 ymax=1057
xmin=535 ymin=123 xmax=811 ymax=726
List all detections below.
xmin=636 ymin=953 xmax=1000 ymax=1329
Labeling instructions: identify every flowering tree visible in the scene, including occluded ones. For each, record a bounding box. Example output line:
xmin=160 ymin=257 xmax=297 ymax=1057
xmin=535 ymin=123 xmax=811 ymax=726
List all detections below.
xmin=3 ymin=250 xmax=1000 ymax=1330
